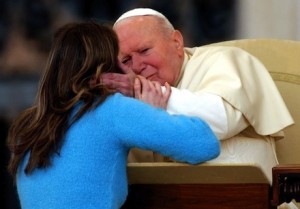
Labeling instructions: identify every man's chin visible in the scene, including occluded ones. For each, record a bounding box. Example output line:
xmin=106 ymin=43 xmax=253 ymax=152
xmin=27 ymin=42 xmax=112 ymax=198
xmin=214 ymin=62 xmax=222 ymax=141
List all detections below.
xmin=149 ymin=77 xmax=165 ymax=85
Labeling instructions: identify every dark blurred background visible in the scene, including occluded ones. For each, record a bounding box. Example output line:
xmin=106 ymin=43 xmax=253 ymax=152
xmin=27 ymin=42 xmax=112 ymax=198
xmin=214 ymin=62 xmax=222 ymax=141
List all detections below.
xmin=0 ymin=0 xmax=237 ymax=208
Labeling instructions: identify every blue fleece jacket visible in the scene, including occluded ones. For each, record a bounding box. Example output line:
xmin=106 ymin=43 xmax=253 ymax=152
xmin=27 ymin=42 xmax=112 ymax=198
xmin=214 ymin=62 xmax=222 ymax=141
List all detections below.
xmin=17 ymin=93 xmax=220 ymax=209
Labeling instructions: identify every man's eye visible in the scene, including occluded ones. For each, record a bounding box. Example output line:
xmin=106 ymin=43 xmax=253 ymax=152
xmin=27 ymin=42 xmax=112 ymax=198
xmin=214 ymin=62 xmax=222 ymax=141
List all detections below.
xmin=141 ymin=48 xmax=149 ymax=53
xmin=122 ymin=58 xmax=130 ymax=65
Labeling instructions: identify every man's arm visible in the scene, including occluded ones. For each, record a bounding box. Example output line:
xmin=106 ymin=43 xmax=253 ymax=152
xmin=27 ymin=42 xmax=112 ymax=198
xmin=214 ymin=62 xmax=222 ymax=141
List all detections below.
xmin=166 ymin=87 xmax=249 ymax=140
xmin=133 ymin=76 xmax=248 ymax=140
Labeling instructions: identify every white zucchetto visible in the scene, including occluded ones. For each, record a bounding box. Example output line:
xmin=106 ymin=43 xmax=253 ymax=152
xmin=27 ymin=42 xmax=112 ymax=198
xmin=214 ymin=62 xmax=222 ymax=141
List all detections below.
xmin=114 ymin=8 xmax=166 ymax=25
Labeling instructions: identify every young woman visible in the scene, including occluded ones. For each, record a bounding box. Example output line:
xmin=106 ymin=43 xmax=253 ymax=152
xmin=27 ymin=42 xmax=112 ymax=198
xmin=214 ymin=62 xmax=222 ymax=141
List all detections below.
xmin=7 ymin=22 xmax=220 ymax=209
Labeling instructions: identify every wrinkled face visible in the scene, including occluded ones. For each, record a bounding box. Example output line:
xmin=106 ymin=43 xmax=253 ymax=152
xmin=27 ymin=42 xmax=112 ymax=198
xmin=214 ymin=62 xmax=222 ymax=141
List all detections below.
xmin=114 ymin=16 xmax=184 ymax=86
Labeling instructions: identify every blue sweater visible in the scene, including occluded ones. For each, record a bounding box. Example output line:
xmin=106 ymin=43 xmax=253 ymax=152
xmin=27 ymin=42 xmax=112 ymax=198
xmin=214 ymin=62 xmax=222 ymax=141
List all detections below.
xmin=17 ymin=93 xmax=220 ymax=209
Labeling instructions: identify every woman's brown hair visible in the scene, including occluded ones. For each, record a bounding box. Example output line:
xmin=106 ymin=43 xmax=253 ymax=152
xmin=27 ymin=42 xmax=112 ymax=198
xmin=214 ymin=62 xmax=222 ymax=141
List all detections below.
xmin=7 ymin=21 xmax=120 ymax=178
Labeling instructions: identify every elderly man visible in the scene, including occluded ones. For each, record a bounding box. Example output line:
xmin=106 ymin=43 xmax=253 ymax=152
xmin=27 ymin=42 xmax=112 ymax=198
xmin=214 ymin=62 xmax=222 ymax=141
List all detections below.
xmin=101 ymin=8 xmax=294 ymax=182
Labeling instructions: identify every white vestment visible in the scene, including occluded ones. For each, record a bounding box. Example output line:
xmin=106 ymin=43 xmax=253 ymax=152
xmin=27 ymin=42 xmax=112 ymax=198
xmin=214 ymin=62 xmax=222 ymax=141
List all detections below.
xmin=128 ymin=46 xmax=294 ymax=183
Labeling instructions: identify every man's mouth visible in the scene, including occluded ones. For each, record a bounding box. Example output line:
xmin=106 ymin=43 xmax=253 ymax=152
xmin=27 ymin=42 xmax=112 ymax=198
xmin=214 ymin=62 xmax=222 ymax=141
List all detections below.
xmin=146 ymin=74 xmax=156 ymax=80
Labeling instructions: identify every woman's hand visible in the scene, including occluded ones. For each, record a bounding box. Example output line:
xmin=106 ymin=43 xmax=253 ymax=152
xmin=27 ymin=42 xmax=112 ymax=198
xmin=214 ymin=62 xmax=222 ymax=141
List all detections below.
xmin=134 ymin=75 xmax=171 ymax=109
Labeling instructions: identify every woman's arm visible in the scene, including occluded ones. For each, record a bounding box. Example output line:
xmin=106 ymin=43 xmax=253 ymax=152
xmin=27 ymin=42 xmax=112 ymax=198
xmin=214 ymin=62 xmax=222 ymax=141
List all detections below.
xmin=112 ymin=94 xmax=220 ymax=164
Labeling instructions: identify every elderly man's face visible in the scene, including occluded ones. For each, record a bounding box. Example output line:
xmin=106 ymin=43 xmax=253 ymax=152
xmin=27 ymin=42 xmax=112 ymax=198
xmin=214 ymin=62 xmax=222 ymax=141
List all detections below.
xmin=114 ymin=16 xmax=184 ymax=86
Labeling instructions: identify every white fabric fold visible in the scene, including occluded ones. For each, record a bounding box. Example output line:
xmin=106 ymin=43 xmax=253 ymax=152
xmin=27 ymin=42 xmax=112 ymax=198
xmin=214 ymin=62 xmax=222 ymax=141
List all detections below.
xmin=164 ymin=87 xmax=227 ymax=139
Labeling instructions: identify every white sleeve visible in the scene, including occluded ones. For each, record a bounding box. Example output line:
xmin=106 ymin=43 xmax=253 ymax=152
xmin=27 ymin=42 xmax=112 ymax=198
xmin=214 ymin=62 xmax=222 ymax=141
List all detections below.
xmin=165 ymin=87 xmax=248 ymax=140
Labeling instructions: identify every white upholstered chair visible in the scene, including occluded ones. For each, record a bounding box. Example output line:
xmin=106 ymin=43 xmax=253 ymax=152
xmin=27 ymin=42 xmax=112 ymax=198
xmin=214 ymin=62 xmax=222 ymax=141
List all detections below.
xmin=122 ymin=39 xmax=300 ymax=209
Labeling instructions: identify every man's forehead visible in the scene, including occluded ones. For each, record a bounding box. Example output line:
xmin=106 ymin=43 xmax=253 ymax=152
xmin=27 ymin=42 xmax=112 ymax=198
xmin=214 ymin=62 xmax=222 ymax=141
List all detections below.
xmin=119 ymin=38 xmax=151 ymax=54
xmin=115 ymin=19 xmax=155 ymax=41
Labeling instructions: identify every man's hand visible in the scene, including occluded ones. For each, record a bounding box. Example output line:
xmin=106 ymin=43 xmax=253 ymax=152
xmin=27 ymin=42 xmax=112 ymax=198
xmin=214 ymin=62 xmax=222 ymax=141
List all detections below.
xmin=134 ymin=75 xmax=171 ymax=109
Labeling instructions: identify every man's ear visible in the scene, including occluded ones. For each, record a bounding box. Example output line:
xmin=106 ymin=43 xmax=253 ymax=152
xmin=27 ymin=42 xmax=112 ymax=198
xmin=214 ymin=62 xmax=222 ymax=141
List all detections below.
xmin=173 ymin=30 xmax=184 ymax=50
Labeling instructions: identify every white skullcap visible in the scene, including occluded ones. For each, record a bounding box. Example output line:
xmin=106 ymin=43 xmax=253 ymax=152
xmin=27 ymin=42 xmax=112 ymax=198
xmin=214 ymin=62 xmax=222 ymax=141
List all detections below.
xmin=114 ymin=8 xmax=166 ymax=25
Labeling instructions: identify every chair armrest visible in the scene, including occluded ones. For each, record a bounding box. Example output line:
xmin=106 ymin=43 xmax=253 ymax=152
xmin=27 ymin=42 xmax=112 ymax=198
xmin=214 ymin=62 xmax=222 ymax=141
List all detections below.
xmin=127 ymin=162 xmax=269 ymax=184
xmin=271 ymin=165 xmax=300 ymax=206
xmin=124 ymin=163 xmax=271 ymax=209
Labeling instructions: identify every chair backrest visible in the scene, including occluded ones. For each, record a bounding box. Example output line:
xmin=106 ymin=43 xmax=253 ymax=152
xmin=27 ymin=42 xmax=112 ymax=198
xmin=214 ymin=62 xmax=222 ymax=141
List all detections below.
xmin=209 ymin=39 xmax=300 ymax=164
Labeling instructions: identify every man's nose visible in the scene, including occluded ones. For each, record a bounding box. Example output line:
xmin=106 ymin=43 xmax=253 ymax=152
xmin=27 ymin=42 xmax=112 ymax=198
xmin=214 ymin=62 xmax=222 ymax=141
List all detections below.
xmin=132 ymin=56 xmax=145 ymax=74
